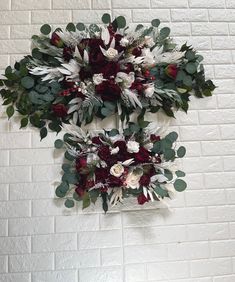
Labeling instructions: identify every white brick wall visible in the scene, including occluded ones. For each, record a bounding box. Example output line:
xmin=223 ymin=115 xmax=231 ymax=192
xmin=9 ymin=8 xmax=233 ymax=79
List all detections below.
xmin=0 ymin=1 xmax=235 ymax=281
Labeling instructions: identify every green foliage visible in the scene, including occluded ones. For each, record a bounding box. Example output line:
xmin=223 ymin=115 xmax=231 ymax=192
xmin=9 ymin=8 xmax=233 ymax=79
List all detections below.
xmin=54 ymin=139 xmax=64 ymax=149
xmin=66 ymin=22 xmax=76 ymax=32
xmin=82 ymin=192 xmax=91 ymax=209
xmin=6 ymin=105 xmax=14 ymax=119
xmin=177 ymin=146 xmax=186 ymax=158
xmin=20 ymin=117 xmax=28 ymax=128
xmin=102 ymin=13 xmax=111 ymax=24
xmin=40 ymin=127 xmax=47 ymax=140
xmin=174 ymin=179 xmax=187 ymax=192
xmin=65 ymin=199 xmax=75 ymax=208
xmin=40 ymin=24 xmax=51 ymax=35
xmin=76 ymin=22 xmax=85 ymax=31
xmin=151 ymin=19 xmax=160 ymax=27
xmin=21 ymin=76 xmax=34 ymax=89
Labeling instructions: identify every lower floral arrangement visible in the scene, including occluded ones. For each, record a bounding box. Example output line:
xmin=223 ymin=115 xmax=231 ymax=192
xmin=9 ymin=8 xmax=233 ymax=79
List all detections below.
xmin=55 ymin=121 xmax=187 ymax=212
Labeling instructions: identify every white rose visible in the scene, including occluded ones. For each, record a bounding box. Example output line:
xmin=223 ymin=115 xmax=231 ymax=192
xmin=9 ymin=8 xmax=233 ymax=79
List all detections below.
xmin=110 ymin=146 xmax=119 ymax=155
xmin=144 ymin=36 xmax=155 ymax=47
xmin=127 ymin=140 xmax=140 ymax=153
xmin=144 ymin=84 xmax=155 ymax=97
xmin=125 ymin=172 xmax=141 ymax=189
xmin=106 ymin=47 xmax=118 ymax=60
xmin=115 ymin=72 xmax=135 ymax=88
xmin=93 ymin=73 xmax=104 ymax=85
xmin=120 ymin=37 xmax=129 ymax=47
xmin=142 ymin=48 xmax=155 ymax=65
xmin=110 ymin=163 xmax=124 ymax=177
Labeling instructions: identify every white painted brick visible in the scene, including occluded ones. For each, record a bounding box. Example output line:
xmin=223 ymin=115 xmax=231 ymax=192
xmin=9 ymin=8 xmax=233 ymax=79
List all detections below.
xmin=101 ymin=248 xmax=122 ymax=266
xmin=32 ymin=270 xmax=77 ymax=282
xmin=192 ymin=23 xmax=228 ymax=35
xmin=171 ymin=9 xmax=208 ymax=22
xmin=73 ymin=10 xmax=109 ymax=23
xmin=228 ymin=23 xmax=235 ymax=35
xmin=123 ymin=210 xmax=164 ymax=227
xmin=32 ymin=10 xmax=72 ymax=24
xmin=185 ymin=173 xmax=204 ymax=190
xmin=212 ymin=36 xmax=235 ymax=50
xmin=32 ymin=233 xmax=77 ymax=252
xmin=10 ymin=25 xmax=42 ymax=39
xmin=168 ymin=23 xmax=191 ymax=36
xmin=182 ymin=157 xmax=223 ymax=173
xmin=0 ymin=55 xmax=9 ymax=69
xmin=180 ymin=125 xmax=220 ymax=141
xmin=151 ymin=0 xmax=188 ymax=8
xmin=205 ymin=172 xmax=235 ymax=188
xmin=32 ymin=199 xmax=68 ymax=216
xmin=180 ymin=142 xmax=201 ymax=157
xmin=223 ymin=156 xmax=235 ymax=170
xmin=211 ymin=240 xmax=235 ymax=258
xmin=32 ymin=164 xmax=61 ymax=181
xmin=0 ymin=219 xmax=7 ymax=236
xmin=0 ymin=26 xmax=9 ymax=39
xmin=9 ymin=253 xmax=53 ymax=272
xmin=191 ymin=258 xmax=232 ymax=277
xmin=209 ymin=9 xmax=235 ymax=21
xmin=56 ymin=214 xmax=99 ymax=232
xmin=165 ymin=278 xmax=212 ymax=282
xmin=10 ymin=182 xmax=54 ymax=200
xmin=9 ymin=217 xmax=54 ymax=236
xmin=0 ymin=255 xmax=7 ymax=273
xmin=125 ymin=264 xmax=146 ymax=282
xmin=12 ymin=0 xmax=51 ymax=10
xmin=113 ymin=0 xmax=150 ymax=8
xmin=200 ymin=50 xmax=232 ymax=64
xmin=53 ymin=0 xmax=91 ymax=9
xmin=229 ymin=222 xmax=235 ymax=238
xmin=0 ymin=12 xmax=30 ymax=25
xmin=214 ymin=275 xmax=235 ymax=282
xmin=79 ymin=230 xmax=122 ymax=249
xmin=0 ymin=132 xmax=31 ymax=148
xmin=187 ymin=223 xmax=229 ymax=241
xmin=0 ymin=236 xmax=30 ymax=255
xmin=226 ymin=189 xmax=235 ymax=204
xmin=147 ymin=261 xmax=189 ymax=280
xmin=0 ymin=166 xmax=31 ymax=184
xmin=199 ymin=109 xmax=235 ymax=124
xmin=201 ymin=140 xmax=235 ymax=156
xmin=174 ymin=36 xmax=212 ymax=50
xmin=208 ymin=206 xmax=235 ymax=222
xmin=92 ymin=0 xmax=111 ymax=9
xmin=171 ymin=111 xmax=199 ymax=125
xmin=79 ymin=266 xmax=122 ymax=282
xmin=215 ymin=65 xmax=235 ymax=78
xmin=112 ymin=9 xmax=132 ymax=24
xmin=132 ymin=9 xmax=170 ymax=23
xmin=100 ymin=213 xmax=121 ymax=229
xmin=0 ymin=273 xmax=31 ymax=282
xmin=56 ymin=250 xmax=100 ymax=269
xmin=218 ymin=95 xmax=235 ymax=109
xmin=0 ymin=150 xmax=9 ymax=166
xmin=0 ymin=1 xmax=10 ymax=10
xmin=213 ymin=79 xmax=235 ymax=94
xmin=189 ymin=0 xmax=226 ymax=8
xmin=0 ymin=200 xmax=30 ymax=218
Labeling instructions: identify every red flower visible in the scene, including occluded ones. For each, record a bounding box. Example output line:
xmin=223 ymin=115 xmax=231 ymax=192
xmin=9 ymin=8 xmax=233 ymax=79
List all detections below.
xmin=92 ymin=136 xmax=103 ymax=145
xmin=50 ymin=32 xmax=64 ymax=48
xmin=75 ymin=185 xmax=86 ymax=197
xmin=137 ymin=193 xmax=150 ymax=205
xmin=132 ymin=47 xmax=142 ymax=57
xmin=139 ymin=174 xmax=151 ymax=186
xmin=99 ymin=62 xmax=120 ymax=79
xmin=79 ymin=67 xmax=92 ymax=81
xmin=130 ymin=80 xmax=144 ymax=95
xmin=108 ymin=175 xmax=123 ymax=187
xmin=134 ymin=147 xmax=150 ymax=163
xmin=96 ymin=81 xmax=121 ymax=101
xmin=150 ymin=134 xmax=161 ymax=142
xmin=76 ymin=157 xmax=87 ymax=172
xmin=165 ymin=64 xmax=178 ymax=79
xmin=95 ymin=167 xmax=109 ymax=183
xmin=52 ymin=104 xmax=67 ymax=117
xmin=63 ymin=47 xmax=74 ymax=61
xmin=98 ymin=145 xmax=111 ymax=162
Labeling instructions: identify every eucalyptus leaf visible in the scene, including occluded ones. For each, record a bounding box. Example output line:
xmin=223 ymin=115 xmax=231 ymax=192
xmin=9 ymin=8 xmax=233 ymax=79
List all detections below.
xmin=54 ymin=139 xmax=64 ymax=149
xmin=21 ymin=76 xmax=34 ymax=89
xmin=160 ymin=27 xmax=170 ymax=39
xmin=82 ymin=192 xmax=91 ymax=209
xmin=76 ymin=22 xmax=85 ymax=31
xmin=20 ymin=117 xmax=28 ymax=128
xmin=151 ymin=19 xmax=160 ymax=27
xmin=6 ymin=105 xmax=14 ymax=119
xmin=102 ymin=13 xmax=111 ymax=24
xmin=175 ymin=170 xmax=186 ymax=177
xmin=177 ymin=146 xmax=186 ymax=158
xmin=174 ymin=179 xmax=187 ymax=192
xmin=40 ymin=24 xmax=51 ymax=35
xmin=66 ymin=22 xmax=76 ymax=32
xmin=65 ymin=199 xmax=75 ymax=208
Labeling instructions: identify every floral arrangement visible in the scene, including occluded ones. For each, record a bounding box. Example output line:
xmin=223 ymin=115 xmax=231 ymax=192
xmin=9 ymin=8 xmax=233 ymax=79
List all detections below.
xmin=0 ymin=14 xmax=215 ymax=140
xmin=55 ymin=122 xmax=186 ymax=212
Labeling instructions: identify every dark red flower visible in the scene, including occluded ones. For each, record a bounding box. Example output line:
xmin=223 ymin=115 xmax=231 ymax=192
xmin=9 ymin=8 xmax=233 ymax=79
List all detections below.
xmin=76 ymin=157 xmax=87 ymax=172
xmin=52 ymin=104 xmax=67 ymax=117
xmin=134 ymin=147 xmax=150 ymax=163
xmin=50 ymin=32 xmax=64 ymax=48
xmin=92 ymin=136 xmax=103 ymax=145
xmin=99 ymin=62 xmax=120 ymax=79
xmin=132 ymin=47 xmax=142 ymax=57
xmin=96 ymin=80 xmax=121 ymax=101
xmin=150 ymin=134 xmax=161 ymax=142
xmin=124 ymin=63 xmax=134 ymax=74
xmin=165 ymin=64 xmax=178 ymax=79
xmin=137 ymin=193 xmax=150 ymax=205
xmin=139 ymin=174 xmax=151 ymax=186
xmin=95 ymin=167 xmax=109 ymax=183
xmin=79 ymin=67 xmax=92 ymax=81
xmin=108 ymin=175 xmax=123 ymax=187
xmin=63 ymin=47 xmax=74 ymax=61
xmin=98 ymin=145 xmax=111 ymax=162
xmin=130 ymin=81 xmax=144 ymax=95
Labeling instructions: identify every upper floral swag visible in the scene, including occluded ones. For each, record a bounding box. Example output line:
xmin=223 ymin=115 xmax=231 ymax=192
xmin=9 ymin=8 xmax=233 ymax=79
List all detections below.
xmin=0 ymin=14 xmax=215 ymax=139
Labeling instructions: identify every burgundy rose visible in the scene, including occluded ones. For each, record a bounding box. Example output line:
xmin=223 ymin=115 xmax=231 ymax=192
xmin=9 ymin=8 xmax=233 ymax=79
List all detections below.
xmin=139 ymin=174 xmax=151 ymax=186
xmin=137 ymin=193 xmax=150 ymax=205
xmin=150 ymin=134 xmax=161 ymax=142
xmin=98 ymin=145 xmax=111 ymax=162
xmin=99 ymin=62 xmax=120 ymax=79
xmin=130 ymin=81 xmax=144 ymax=95
xmin=95 ymin=167 xmax=109 ymax=183
xmin=108 ymin=175 xmax=123 ymax=187
xmin=76 ymin=157 xmax=87 ymax=172
xmin=75 ymin=185 xmax=86 ymax=197
xmin=79 ymin=67 xmax=92 ymax=81
xmin=92 ymin=136 xmax=103 ymax=145
xmin=52 ymin=104 xmax=67 ymax=117
xmin=134 ymin=147 xmax=150 ymax=163
xmin=132 ymin=47 xmax=142 ymax=57
xmin=63 ymin=47 xmax=74 ymax=61
xmin=96 ymin=80 xmax=121 ymax=101
xmin=50 ymin=32 xmax=64 ymax=48
xmin=165 ymin=64 xmax=178 ymax=79
xmin=123 ymin=63 xmax=134 ymax=74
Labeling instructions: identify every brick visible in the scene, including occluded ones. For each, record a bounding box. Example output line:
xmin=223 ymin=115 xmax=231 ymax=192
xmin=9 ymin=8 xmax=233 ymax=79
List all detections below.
xmin=180 ymin=142 xmax=201 ymax=157
xmin=32 ymin=164 xmax=61 ymax=181
xmin=185 ymin=173 xmax=204 ymax=190
xmin=132 ymin=9 xmax=170 ymax=22
xmin=200 ymin=50 xmax=232 ymax=64
xmin=52 ymin=0 xmax=91 ymax=9
xmin=171 ymin=9 xmax=208 ymax=22
xmin=0 ymin=219 xmax=7 ymax=236
xmin=56 ymin=250 xmax=100 ymax=269
xmin=0 ymin=1 xmax=10 ymax=10
xmin=185 ymin=189 xmax=226 ymax=206
xmin=147 ymin=261 xmax=189 ymax=280
xmin=226 ymin=189 xmax=235 ymax=204
xmin=189 ymin=0 xmax=226 ymax=8
xmin=0 ymin=236 xmax=30 ymax=255
xmin=10 ymin=182 xmax=54 ymax=200
xmin=199 ymin=109 xmax=235 ymax=124
xmin=218 ymin=95 xmax=235 ymax=109
xmin=208 ymin=206 xmax=235 ymax=222
xmin=214 ymin=275 xmax=235 ymax=282
xmin=32 ymin=270 xmax=77 ymax=282
xmin=123 ymin=210 xmax=164 ymax=227
xmin=101 ymin=248 xmax=122 ymax=266
xmin=9 ymin=217 xmax=54 ymax=236
xmin=125 ymin=264 xmax=146 ymax=282
xmin=92 ymin=0 xmax=111 ymax=9
xmin=201 ymin=140 xmax=235 ymax=156
xmin=0 ymin=200 xmax=30 ymax=218
xmin=0 ymin=55 xmax=9 ymax=69
xmin=0 ymin=166 xmax=31 ymax=184
xmin=0 ymin=132 xmax=31 ymax=148
xmin=56 ymin=214 xmax=99 ymax=232
xmin=9 ymin=253 xmax=53 ymax=272
xmin=171 ymin=111 xmax=199 ymax=125
xmin=112 ymin=0 xmax=150 ymax=8
xmin=151 ymin=0 xmax=188 ymax=8
xmin=112 ymin=9 xmax=132 ymax=23
xmin=10 ymin=25 xmax=41 ymax=39
xmin=32 ymin=233 xmax=77 ymax=252
xmin=33 ymin=199 xmax=69 ymax=216
xmin=0 ymin=273 xmax=31 ymax=282
xmin=209 ymin=9 xmax=235 ymax=21
xmin=73 ymin=10 xmax=109 ymax=23
xmin=215 ymin=65 xmax=235 ymax=78
xmin=205 ymin=172 xmax=235 ymax=188
xmin=79 ymin=266 xmax=123 ymax=282
xmin=0 ymin=255 xmax=7 ymax=273
xmin=180 ymin=125 xmax=220 ymax=141
xmin=168 ymin=23 xmax=191 ymax=36
xmin=192 ymin=23 xmax=228 ymax=35
xmin=187 ymin=223 xmax=229 ymax=241
xmin=223 ymin=156 xmax=235 ymax=170
xmin=182 ymin=157 xmax=223 ymax=173
xmin=32 ymin=10 xmax=71 ymax=24
xmin=211 ymin=240 xmax=235 ymax=258
xmin=0 ymin=150 xmax=8 ymax=166
xmin=0 ymin=12 xmax=30 ymax=25
xmin=99 ymin=213 xmax=121 ymax=229
xmin=12 ymin=0 xmax=51 ymax=10
xmin=191 ymin=258 xmax=232 ymax=277
xmin=212 ymin=36 xmax=235 ymax=49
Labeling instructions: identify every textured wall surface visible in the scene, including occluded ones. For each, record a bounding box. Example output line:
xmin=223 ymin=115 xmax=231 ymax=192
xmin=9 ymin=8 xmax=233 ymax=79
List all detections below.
xmin=0 ymin=0 xmax=235 ymax=281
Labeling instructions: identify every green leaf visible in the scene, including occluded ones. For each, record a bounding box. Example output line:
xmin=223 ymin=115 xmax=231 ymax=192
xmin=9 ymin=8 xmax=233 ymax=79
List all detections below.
xmin=101 ymin=107 xmax=112 ymax=117
xmin=40 ymin=24 xmax=51 ymax=35
xmin=165 ymin=131 xmax=178 ymax=143
xmin=54 ymin=139 xmax=64 ymax=149
xmin=64 ymin=151 xmax=75 ymax=161
xmin=104 ymin=101 xmax=116 ymax=110
xmin=89 ymin=189 xmax=100 ymax=204
xmin=116 ymin=16 xmax=126 ymax=29
xmin=185 ymin=62 xmax=197 ymax=74
xmin=102 ymin=13 xmax=111 ymax=24
xmin=186 ymin=50 xmax=195 ymax=61
xmin=76 ymin=22 xmax=85 ymax=31
xmin=164 ymin=149 xmax=175 ymax=161
xmin=108 ymin=128 xmax=119 ymax=137
xmin=177 ymin=146 xmax=186 ymax=158
xmin=62 ymin=163 xmax=71 ymax=172
xmin=66 ymin=22 xmax=76 ymax=32
xmin=160 ymin=27 xmax=170 ymax=39
xmin=32 ymin=48 xmax=43 ymax=60
xmin=152 ymin=141 xmax=161 ymax=154
xmin=62 ymin=172 xmax=78 ymax=184
xmin=40 ymin=127 xmax=47 ymax=140
xmin=164 ymin=169 xmax=173 ymax=181
xmin=135 ymin=24 xmax=144 ymax=31
xmin=21 ymin=76 xmax=34 ymax=89
xmin=65 ymin=199 xmax=75 ymax=208
xmin=174 ymin=179 xmax=187 ymax=192
xmin=151 ymin=19 xmax=160 ymax=27
xmin=20 ymin=117 xmax=28 ymax=128
xmin=6 ymin=105 xmax=14 ymax=119
xmin=55 ymin=182 xmax=69 ymax=198
xmin=154 ymin=185 xmax=169 ymax=198
xmin=82 ymin=192 xmax=91 ymax=209
xmin=175 ymin=170 xmax=186 ymax=177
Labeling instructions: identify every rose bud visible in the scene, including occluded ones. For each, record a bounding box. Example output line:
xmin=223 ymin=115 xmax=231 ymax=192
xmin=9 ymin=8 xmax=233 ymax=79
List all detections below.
xmin=165 ymin=64 xmax=178 ymax=79
xmin=137 ymin=193 xmax=150 ymax=205
xmin=50 ymin=32 xmax=64 ymax=48
xmin=51 ymin=104 xmax=67 ymax=117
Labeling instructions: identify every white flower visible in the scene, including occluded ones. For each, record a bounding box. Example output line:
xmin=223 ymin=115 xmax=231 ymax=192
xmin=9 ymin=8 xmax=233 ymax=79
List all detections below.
xmin=111 ymin=147 xmax=119 ymax=155
xmin=144 ymin=84 xmax=155 ymax=97
xmin=109 ymin=135 xmax=124 ymax=143
xmin=125 ymin=171 xmax=142 ymax=189
xmin=127 ymin=141 xmax=140 ymax=153
xmin=115 ymin=72 xmax=135 ymax=88
xmin=101 ymin=47 xmax=119 ymax=60
xmin=93 ymin=73 xmax=104 ymax=85
xmin=144 ymin=36 xmax=155 ymax=47
xmin=110 ymin=164 xmax=124 ymax=177
xmin=120 ymin=37 xmax=129 ymax=47
xmin=142 ymin=48 xmax=155 ymax=65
